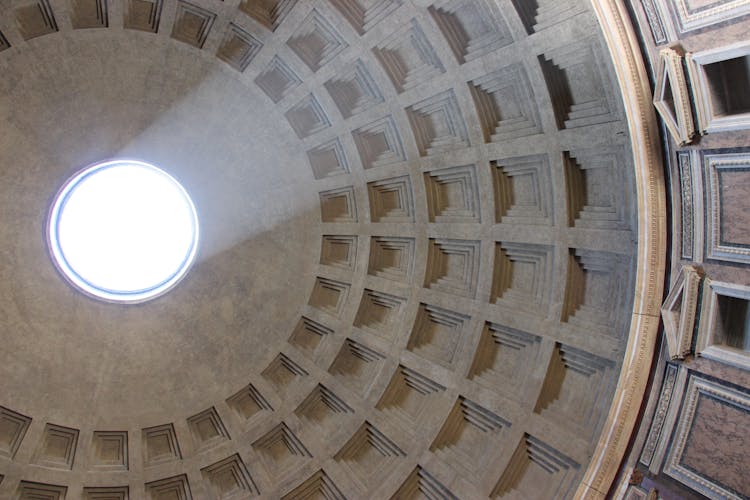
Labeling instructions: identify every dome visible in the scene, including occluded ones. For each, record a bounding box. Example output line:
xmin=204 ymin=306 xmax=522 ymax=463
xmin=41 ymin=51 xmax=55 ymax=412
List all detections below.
xmin=2 ymin=0 xmax=746 ymax=498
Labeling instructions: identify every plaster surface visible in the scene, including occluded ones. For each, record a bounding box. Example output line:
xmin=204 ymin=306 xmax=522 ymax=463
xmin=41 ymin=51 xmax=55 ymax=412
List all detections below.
xmin=0 ymin=32 xmax=319 ymax=425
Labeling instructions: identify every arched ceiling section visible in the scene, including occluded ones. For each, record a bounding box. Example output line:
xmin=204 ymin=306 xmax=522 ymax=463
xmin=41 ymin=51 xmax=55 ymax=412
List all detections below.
xmin=0 ymin=31 xmax=319 ymax=426
xmin=0 ymin=0 xmax=664 ymax=498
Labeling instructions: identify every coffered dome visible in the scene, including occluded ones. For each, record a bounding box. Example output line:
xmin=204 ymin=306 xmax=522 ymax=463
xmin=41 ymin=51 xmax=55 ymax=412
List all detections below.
xmin=0 ymin=0 xmax=667 ymax=498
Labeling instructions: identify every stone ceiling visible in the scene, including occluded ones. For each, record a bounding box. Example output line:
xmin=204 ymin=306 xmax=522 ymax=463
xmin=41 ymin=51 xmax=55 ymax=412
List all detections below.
xmin=0 ymin=0 xmax=662 ymax=498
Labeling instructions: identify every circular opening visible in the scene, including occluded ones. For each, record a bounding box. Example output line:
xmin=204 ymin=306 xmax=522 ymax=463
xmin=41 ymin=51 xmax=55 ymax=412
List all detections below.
xmin=48 ymin=160 xmax=199 ymax=303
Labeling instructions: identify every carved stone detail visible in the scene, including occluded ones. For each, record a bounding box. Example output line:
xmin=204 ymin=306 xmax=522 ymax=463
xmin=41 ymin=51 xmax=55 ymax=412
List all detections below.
xmin=660 ymin=265 xmax=702 ymax=360
xmin=653 ymin=47 xmax=694 ymax=145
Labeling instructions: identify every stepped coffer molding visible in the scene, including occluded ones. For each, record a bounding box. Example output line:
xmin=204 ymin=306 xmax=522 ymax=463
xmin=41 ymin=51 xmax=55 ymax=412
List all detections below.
xmin=687 ymin=41 xmax=750 ymax=134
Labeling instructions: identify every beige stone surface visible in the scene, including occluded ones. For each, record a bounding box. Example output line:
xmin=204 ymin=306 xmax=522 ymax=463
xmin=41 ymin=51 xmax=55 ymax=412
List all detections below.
xmin=0 ymin=0 xmax=666 ymax=498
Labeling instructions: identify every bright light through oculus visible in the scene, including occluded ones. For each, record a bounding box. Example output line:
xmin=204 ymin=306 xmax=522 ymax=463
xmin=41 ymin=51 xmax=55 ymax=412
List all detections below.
xmin=48 ymin=160 xmax=199 ymax=303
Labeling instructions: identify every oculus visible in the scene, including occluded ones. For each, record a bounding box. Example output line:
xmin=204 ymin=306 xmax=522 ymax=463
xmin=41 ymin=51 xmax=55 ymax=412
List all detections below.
xmin=48 ymin=160 xmax=199 ymax=303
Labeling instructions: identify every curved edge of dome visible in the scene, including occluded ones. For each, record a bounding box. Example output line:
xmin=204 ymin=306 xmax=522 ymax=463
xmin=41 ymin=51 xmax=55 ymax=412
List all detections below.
xmin=577 ymin=1 xmax=667 ymax=498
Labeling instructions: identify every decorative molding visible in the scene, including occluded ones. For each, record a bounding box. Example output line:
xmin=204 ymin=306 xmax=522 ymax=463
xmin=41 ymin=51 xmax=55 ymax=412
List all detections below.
xmin=376 ymin=365 xmax=445 ymax=425
xmin=328 ymin=0 xmax=400 ymax=35
xmin=15 ymin=0 xmax=58 ymax=39
xmin=324 ymin=59 xmax=383 ymax=119
xmin=216 ymin=24 xmax=263 ymax=72
xmin=492 ymin=433 xmax=580 ymax=499
xmin=308 ymin=138 xmax=350 ymax=179
xmin=539 ymin=38 xmax=619 ymax=129
xmin=367 ymin=175 xmax=415 ymax=222
xmin=255 ymin=56 xmax=301 ymax=103
xmin=91 ymin=430 xmax=128 ymax=470
xmin=423 ymin=164 xmax=481 ymax=223
xmin=431 ymin=396 xmax=509 ymax=478
xmin=287 ymin=9 xmax=347 ymax=72
xmin=354 ymin=288 xmax=406 ymax=339
xmin=687 ymin=41 xmax=750 ymax=134
xmin=491 ymin=154 xmax=553 ymax=226
xmin=285 ymin=94 xmax=331 ymax=139
xmin=71 ymin=0 xmax=108 ymax=29
xmin=186 ymin=406 xmax=230 ymax=450
xmin=145 ymin=474 xmax=192 ymax=500
xmin=201 ymin=454 xmax=260 ymax=498
xmin=328 ymin=338 xmax=386 ymax=397
xmin=368 ymin=236 xmax=415 ymax=282
xmin=647 ymin=363 xmax=688 ymax=474
xmin=170 ymin=1 xmax=216 ymax=49
xmin=34 ymin=423 xmax=79 ymax=470
xmin=405 ymin=90 xmax=470 ymax=156
xmin=623 ymin=484 xmax=651 ymax=499
xmin=564 ymin=146 xmax=632 ymax=230
xmin=294 ymin=383 xmax=354 ymax=430
xmin=252 ymin=422 xmax=311 ymax=481
xmin=660 ymin=265 xmax=702 ymax=360
xmin=262 ymin=353 xmax=309 ymax=395
xmin=394 ymin=465 xmax=458 ymax=499
xmin=226 ymin=382 xmax=273 ymax=420
xmin=239 ymin=0 xmax=296 ymax=31
xmin=334 ymin=421 xmax=406 ymax=491
xmin=0 ymin=405 xmax=31 ymax=459
xmin=469 ymin=64 xmax=543 ymax=143
xmin=429 ymin=0 xmax=513 ymax=63
xmin=653 ymin=48 xmax=694 ymax=145
xmin=639 ymin=363 xmax=678 ymax=468
xmin=282 ymin=469 xmax=346 ymax=499
xmin=352 ymin=116 xmax=406 ymax=169
xmin=18 ymin=481 xmax=67 ymax=499
xmin=703 ymin=151 xmax=750 ymax=264
xmin=510 ymin=0 xmax=586 ymax=34
xmin=677 ymin=151 xmax=694 ymax=260
xmin=83 ymin=486 xmax=128 ymax=499
xmin=423 ymin=239 xmax=480 ymax=298
xmin=142 ymin=423 xmax=181 ymax=466
xmin=696 ymin=279 xmax=750 ymax=370
xmin=124 ymin=0 xmax=162 ymax=33
xmin=534 ymin=343 xmax=616 ymax=440
xmin=319 ymin=186 xmax=357 ymax=223
xmin=579 ymin=0 xmax=666 ymax=497
xmin=638 ymin=0 xmax=667 ymax=44
xmin=663 ymin=374 xmax=750 ymax=499
xmin=373 ymin=19 xmax=444 ymax=94
xmin=666 ymin=0 xmax=750 ymax=34
xmin=320 ymin=235 xmax=357 ymax=269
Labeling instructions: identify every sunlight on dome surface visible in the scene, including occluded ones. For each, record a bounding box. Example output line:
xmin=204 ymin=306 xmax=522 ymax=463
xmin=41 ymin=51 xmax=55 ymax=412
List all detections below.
xmin=48 ymin=160 xmax=199 ymax=303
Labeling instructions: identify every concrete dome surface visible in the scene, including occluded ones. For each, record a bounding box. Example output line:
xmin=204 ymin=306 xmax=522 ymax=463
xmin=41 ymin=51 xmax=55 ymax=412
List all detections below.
xmin=0 ymin=0 xmax=677 ymax=498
